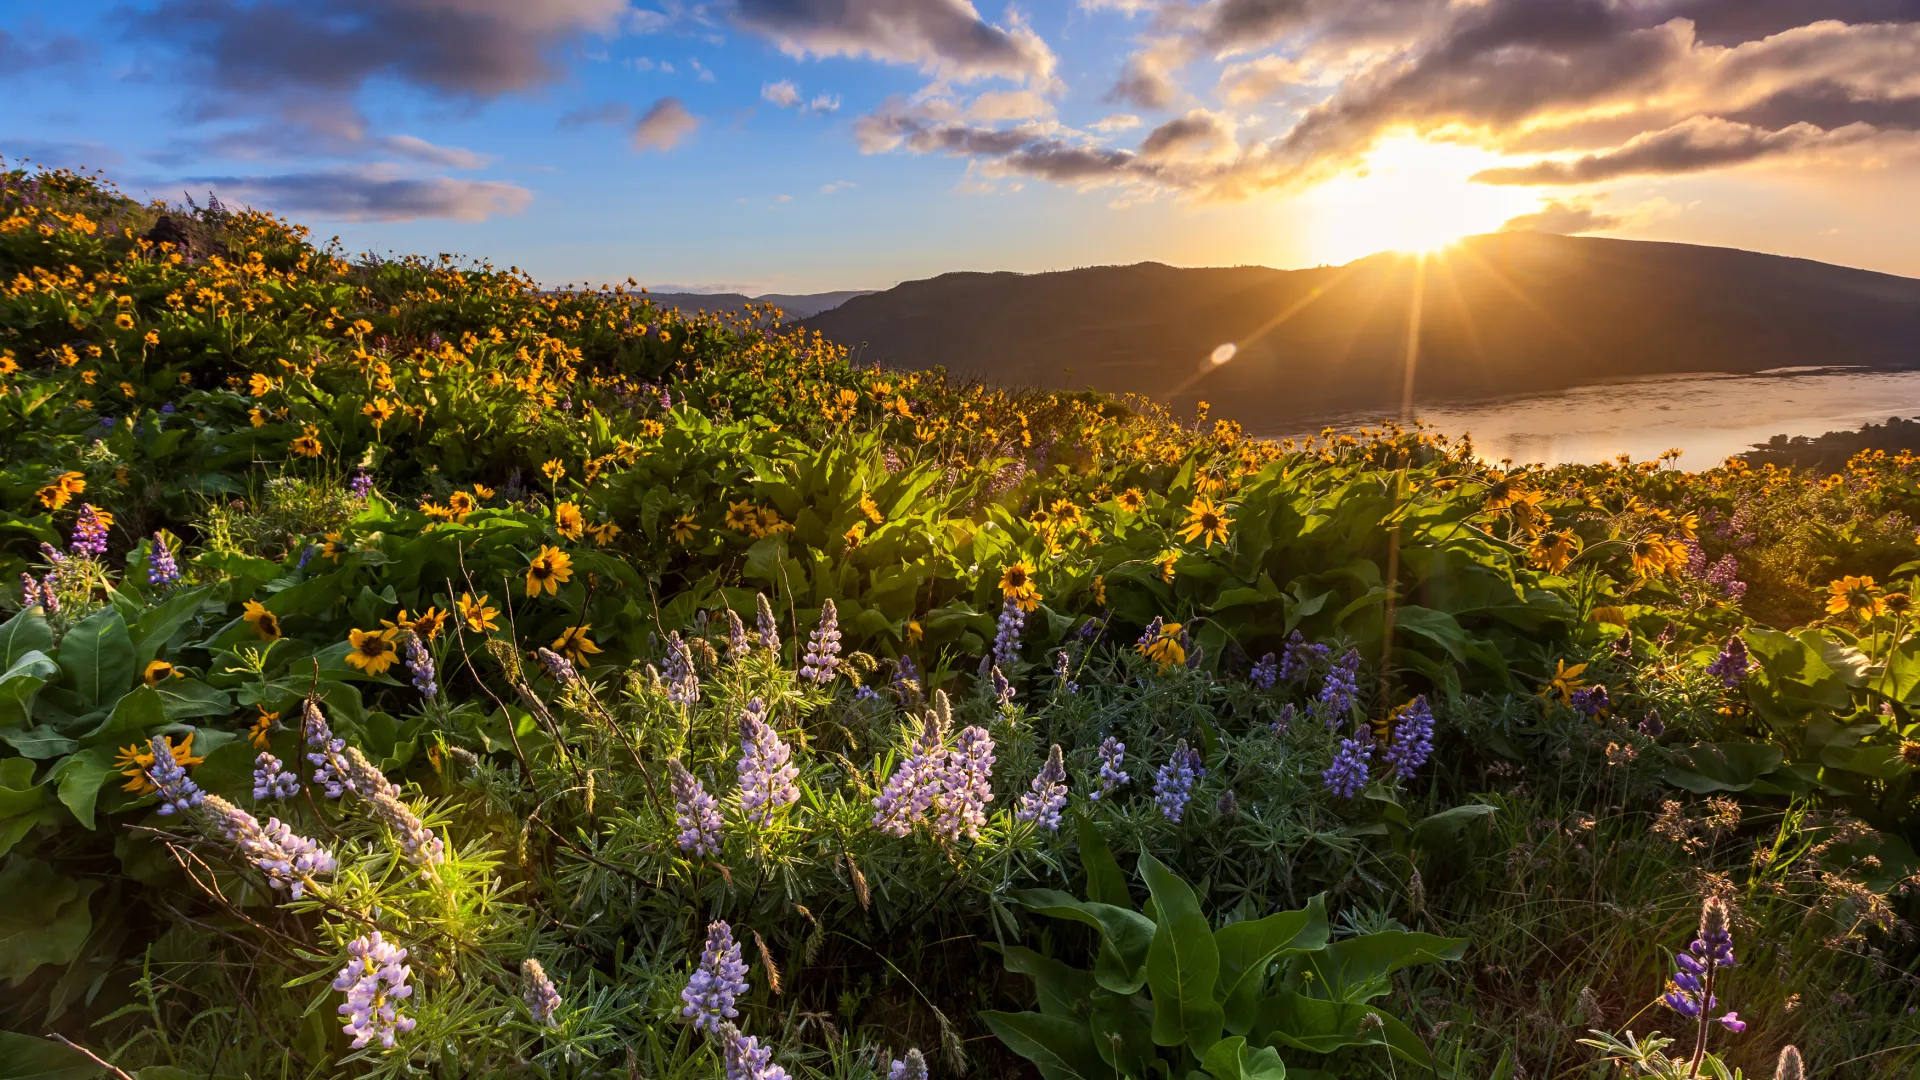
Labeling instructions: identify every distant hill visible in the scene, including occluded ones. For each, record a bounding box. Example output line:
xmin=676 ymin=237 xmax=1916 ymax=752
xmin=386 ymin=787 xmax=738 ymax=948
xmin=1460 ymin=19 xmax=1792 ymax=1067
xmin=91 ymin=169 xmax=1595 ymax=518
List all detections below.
xmin=644 ymin=289 xmax=871 ymax=321
xmin=801 ymin=234 xmax=1920 ymax=430
xmin=1743 ymin=415 xmax=1920 ymax=473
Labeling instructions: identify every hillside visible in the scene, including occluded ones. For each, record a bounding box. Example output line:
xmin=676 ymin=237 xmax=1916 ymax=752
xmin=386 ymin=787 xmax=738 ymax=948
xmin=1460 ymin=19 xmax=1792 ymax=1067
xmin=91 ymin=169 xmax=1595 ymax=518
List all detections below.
xmin=644 ymin=287 xmax=870 ymax=320
xmin=803 ymin=233 xmax=1920 ymax=428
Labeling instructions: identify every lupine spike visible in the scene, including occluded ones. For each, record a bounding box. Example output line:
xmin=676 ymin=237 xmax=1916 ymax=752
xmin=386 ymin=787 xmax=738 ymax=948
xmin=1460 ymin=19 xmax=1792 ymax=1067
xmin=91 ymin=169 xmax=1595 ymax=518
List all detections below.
xmin=331 ymin=931 xmax=417 ymax=1048
xmin=522 ymin=958 xmax=562 ymax=1028
xmin=738 ymin=701 xmax=800 ymax=826
xmin=1152 ymin=739 xmax=1198 ymax=822
xmin=680 ymin=921 xmax=750 ymax=1033
xmin=1015 ymin=744 xmax=1069 ymax=831
xmin=755 ymin=592 xmax=780 ymax=655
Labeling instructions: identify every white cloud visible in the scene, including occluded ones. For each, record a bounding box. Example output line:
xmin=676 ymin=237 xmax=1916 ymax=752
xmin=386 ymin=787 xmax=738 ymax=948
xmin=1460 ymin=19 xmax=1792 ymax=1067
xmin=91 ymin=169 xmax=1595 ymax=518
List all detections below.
xmin=763 ymin=79 xmax=802 ymax=106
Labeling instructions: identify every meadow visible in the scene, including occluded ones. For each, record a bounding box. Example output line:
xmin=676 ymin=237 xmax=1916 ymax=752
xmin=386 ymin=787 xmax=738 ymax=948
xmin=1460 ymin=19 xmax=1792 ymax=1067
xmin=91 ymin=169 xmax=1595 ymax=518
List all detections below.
xmin=1 ymin=166 xmax=1916 ymax=1080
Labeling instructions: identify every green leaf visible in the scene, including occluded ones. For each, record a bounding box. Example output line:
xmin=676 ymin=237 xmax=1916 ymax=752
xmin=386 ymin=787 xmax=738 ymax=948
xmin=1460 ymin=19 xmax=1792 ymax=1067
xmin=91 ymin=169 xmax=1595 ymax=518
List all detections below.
xmin=0 ymin=856 xmax=99 ymax=985
xmin=997 ymin=945 xmax=1098 ymax=1020
xmin=1014 ymin=889 xmax=1156 ymax=994
xmin=80 ymin=687 xmax=168 ymax=748
xmin=1076 ymin=810 xmax=1131 ymax=909
xmin=152 ymin=679 xmax=232 ymax=720
xmin=46 ymin=746 xmax=121 ymax=830
xmin=1201 ymin=1037 xmax=1287 ymax=1080
xmin=55 ymin=608 xmax=135 ymax=710
xmin=981 ymin=1012 xmax=1109 ymax=1080
xmin=0 ymin=725 xmax=78 ymax=759
xmin=1301 ymin=931 xmax=1465 ymax=1003
xmin=1409 ymin=804 xmax=1498 ymax=848
xmin=1665 ymin=742 xmax=1786 ymax=795
xmin=0 ymin=1031 xmax=104 ymax=1080
xmin=1088 ymin=988 xmax=1157 ymax=1075
xmin=1213 ymin=895 xmax=1328 ymax=1033
xmin=0 ymin=607 xmax=55 ymax=669
xmin=1141 ymin=853 xmax=1224 ymax=1054
xmin=130 ymin=583 xmax=219 ymax=668
xmin=0 ymin=650 xmax=59 ymax=729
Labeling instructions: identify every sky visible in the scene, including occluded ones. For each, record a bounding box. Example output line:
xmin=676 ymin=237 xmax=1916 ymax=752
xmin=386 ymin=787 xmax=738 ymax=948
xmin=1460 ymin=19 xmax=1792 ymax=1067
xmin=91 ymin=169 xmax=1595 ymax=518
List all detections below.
xmin=4 ymin=0 xmax=1920 ymax=293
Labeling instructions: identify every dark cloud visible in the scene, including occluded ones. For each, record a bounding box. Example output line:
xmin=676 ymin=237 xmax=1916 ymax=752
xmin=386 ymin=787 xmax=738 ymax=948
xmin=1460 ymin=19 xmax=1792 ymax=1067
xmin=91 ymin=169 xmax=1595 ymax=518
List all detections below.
xmin=187 ymin=167 xmax=534 ymax=221
xmin=558 ymin=101 xmax=634 ymax=130
xmin=729 ymin=0 xmax=1055 ymax=82
xmin=1473 ymin=118 xmax=1851 ymax=184
xmin=1499 ymin=200 xmax=1620 ymax=234
xmin=1138 ymin=110 xmax=1232 ymax=161
xmin=632 ymin=98 xmax=700 ymax=151
xmin=1648 ymin=0 xmax=1920 ymax=46
xmin=0 ymin=28 xmax=89 ymax=74
xmin=0 ymin=140 xmax=124 ymax=170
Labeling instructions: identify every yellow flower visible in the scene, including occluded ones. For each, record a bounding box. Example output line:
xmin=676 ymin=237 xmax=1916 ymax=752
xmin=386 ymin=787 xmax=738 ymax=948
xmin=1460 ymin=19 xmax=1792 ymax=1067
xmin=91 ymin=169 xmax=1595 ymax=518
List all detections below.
xmin=241 ymin=599 xmax=282 ymax=642
xmin=248 ymin=373 xmax=276 ymax=397
xmin=860 ymin=490 xmax=884 ymax=525
xmin=1092 ymin=574 xmax=1107 ymax=606
xmin=1529 ymin=529 xmax=1580 ymax=574
xmin=672 ymin=513 xmax=701 ymax=545
xmin=116 ymin=733 xmax=204 ymax=795
xmin=1826 ymin=575 xmax=1883 ymax=621
xmin=1000 ymin=560 xmax=1042 ymax=612
xmin=1137 ymin=621 xmax=1187 ymax=670
xmin=1629 ymin=534 xmax=1681 ymax=579
xmin=541 ymin=459 xmax=566 ymax=483
xmin=725 ymin=500 xmax=759 ymax=532
xmin=446 ymin=491 xmax=476 ymax=521
xmin=291 ymin=424 xmax=324 ymax=458
xmin=757 ymin=507 xmax=791 ymax=536
xmin=1179 ymin=496 xmax=1233 ymax=549
xmin=554 ymin=501 xmax=585 ymax=540
xmin=345 ymin=628 xmax=400 ymax=675
xmin=907 ymin=620 xmax=923 ymax=645
xmin=1158 ymin=551 xmax=1179 ymax=583
xmin=471 ymin=483 xmax=496 ymax=500
xmin=361 ymin=397 xmax=396 ymax=431
xmin=248 ymin=407 xmax=267 ymax=427
xmin=844 ymin=522 xmax=865 ymax=548
xmin=457 ymin=592 xmax=501 ymax=632
xmin=551 ymin=623 xmax=603 ymax=667
xmin=588 ymin=520 xmax=622 ymax=546
xmin=249 ymin=708 xmax=277 ymax=750
xmin=1541 ymin=659 xmax=1588 ymax=706
xmin=526 ymin=546 xmax=573 ymax=597
xmin=142 ymin=660 xmax=181 ymax=686
xmin=383 ymin=607 xmax=446 ymax=641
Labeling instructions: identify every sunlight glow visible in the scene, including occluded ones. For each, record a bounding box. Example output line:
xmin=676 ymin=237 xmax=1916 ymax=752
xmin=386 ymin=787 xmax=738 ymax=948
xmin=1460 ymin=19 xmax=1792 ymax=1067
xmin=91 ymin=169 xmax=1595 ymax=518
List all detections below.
xmin=1298 ymin=136 xmax=1540 ymax=265
xmin=1209 ymin=343 xmax=1237 ymax=365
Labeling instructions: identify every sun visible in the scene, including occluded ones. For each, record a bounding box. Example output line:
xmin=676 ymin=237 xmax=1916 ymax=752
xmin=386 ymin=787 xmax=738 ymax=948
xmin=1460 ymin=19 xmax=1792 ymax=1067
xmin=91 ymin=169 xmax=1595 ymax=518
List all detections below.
xmin=1298 ymin=135 xmax=1540 ymax=264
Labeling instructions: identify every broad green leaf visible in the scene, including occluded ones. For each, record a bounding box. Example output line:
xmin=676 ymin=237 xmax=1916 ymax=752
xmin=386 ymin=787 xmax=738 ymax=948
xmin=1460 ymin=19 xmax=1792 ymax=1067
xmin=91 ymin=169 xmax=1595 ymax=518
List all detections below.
xmin=1254 ymin=996 xmax=1441 ymax=1074
xmin=80 ymin=686 xmax=168 ymax=748
xmin=1141 ymin=853 xmax=1224 ymax=1054
xmin=1665 ymin=742 xmax=1786 ymax=795
xmin=0 ymin=725 xmax=77 ymax=759
xmin=130 ymin=583 xmax=219 ymax=668
xmin=0 ymin=650 xmax=59 ymax=729
xmin=1301 ymin=931 xmax=1465 ymax=1003
xmin=47 ymin=746 xmax=122 ymax=830
xmin=1088 ymin=988 xmax=1156 ymax=1074
xmin=997 ymin=945 xmax=1098 ymax=1020
xmin=153 ymin=678 xmax=233 ymax=720
xmin=1014 ymin=889 xmax=1156 ymax=993
xmin=1214 ymin=895 xmax=1328 ymax=1033
xmin=1201 ymin=1037 xmax=1287 ymax=1080
xmin=0 ymin=856 xmax=99 ymax=985
xmin=0 ymin=1031 xmax=103 ymax=1080
xmin=55 ymin=608 xmax=135 ymax=710
xmin=1409 ymin=804 xmax=1498 ymax=848
xmin=0 ymin=607 xmax=54 ymax=669
xmin=980 ymin=1011 xmax=1109 ymax=1080
xmin=1076 ymin=810 xmax=1131 ymax=909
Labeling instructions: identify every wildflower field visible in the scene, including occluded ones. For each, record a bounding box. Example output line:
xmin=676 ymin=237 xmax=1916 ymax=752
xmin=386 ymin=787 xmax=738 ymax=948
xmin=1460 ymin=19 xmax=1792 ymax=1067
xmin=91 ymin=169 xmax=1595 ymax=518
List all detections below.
xmin=2 ymin=166 xmax=1917 ymax=1080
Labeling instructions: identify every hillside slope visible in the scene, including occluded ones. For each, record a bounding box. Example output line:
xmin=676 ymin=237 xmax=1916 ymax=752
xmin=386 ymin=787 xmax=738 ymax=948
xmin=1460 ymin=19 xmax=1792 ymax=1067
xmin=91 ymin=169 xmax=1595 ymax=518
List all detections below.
xmin=803 ymin=233 xmax=1920 ymax=428
xmin=644 ymin=288 xmax=871 ymax=320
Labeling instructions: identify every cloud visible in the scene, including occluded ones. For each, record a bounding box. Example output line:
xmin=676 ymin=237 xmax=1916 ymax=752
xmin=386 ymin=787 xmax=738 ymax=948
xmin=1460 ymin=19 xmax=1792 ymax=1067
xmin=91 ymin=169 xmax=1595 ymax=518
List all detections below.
xmin=1138 ymin=110 xmax=1235 ymax=162
xmin=820 ymin=179 xmax=856 ymax=192
xmin=1474 ymin=118 xmax=1858 ymax=185
xmin=378 ymin=135 xmax=492 ymax=169
xmin=807 ymin=92 xmax=842 ymax=112
xmin=0 ymin=139 xmax=124 ymax=170
xmin=633 ymin=97 xmax=700 ymax=150
xmin=763 ymin=79 xmax=803 ymax=106
xmin=558 ymin=101 xmax=634 ymax=129
xmin=1090 ymin=113 xmax=1143 ymax=133
xmin=966 ymin=89 xmax=1052 ymax=122
xmin=1499 ymin=200 xmax=1621 ymax=234
xmin=0 ymin=28 xmax=89 ymax=75
xmin=1106 ymin=36 xmax=1188 ymax=109
xmin=188 ymin=166 xmax=533 ymax=221
xmin=730 ymin=0 xmax=1058 ymax=84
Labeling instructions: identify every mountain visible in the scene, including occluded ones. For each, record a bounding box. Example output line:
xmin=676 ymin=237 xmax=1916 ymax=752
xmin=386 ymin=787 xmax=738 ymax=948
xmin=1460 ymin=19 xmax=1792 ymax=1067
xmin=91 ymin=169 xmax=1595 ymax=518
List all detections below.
xmin=644 ymin=289 xmax=872 ymax=320
xmin=801 ymin=233 xmax=1920 ymax=431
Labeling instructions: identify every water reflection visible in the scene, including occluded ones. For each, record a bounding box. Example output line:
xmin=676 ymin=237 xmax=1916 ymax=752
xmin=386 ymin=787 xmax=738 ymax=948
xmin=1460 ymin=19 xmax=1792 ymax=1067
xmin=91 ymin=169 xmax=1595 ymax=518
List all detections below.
xmin=1290 ymin=367 xmax=1920 ymax=467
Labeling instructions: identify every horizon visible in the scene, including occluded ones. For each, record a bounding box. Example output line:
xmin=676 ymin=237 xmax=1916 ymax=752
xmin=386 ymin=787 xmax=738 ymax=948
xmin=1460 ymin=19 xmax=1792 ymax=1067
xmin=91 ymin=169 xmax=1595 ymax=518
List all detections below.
xmin=6 ymin=1 xmax=1920 ymax=293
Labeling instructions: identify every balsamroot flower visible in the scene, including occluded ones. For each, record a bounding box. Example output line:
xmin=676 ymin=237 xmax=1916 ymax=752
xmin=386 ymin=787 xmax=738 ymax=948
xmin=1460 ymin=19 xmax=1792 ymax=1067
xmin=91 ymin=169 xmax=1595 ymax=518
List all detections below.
xmin=522 ymin=958 xmax=562 ymax=1028
xmin=992 ymin=598 xmax=1026 ymax=670
xmin=1322 ymin=731 xmax=1373 ymax=798
xmin=665 ymin=631 xmax=701 ymax=705
xmin=1663 ymin=897 xmax=1745 ymax=1035
xmin=332 ymin=932 xmax=417 ymax=1049
xmin=670 ymin=759 xmax=724 ymax=858
xmin=1152 ymin=740 xmax=1199 ymax=823
xmin=1316 ymin=648 xmax=1361 ymax=722
xmin=371 ymin=791 xmax=445 ymax=869
xmin=1016 ymin=744 xmax=1069 ymax=831
xmin=1092 ymin=737 xmax=1128 ymax=801
xmin=252 ymin=751 xmax=299 ymax=801
xmin=200 ymin=794 xmax=336 ymax=898
xmin=873 ymin=708 xmax=949 ymax=837
xmin=402 ymin=631 xmax=437 ymax=699
xmin=1383 ymin=696 xmax=1436 ymax=781
xmin=737 ymin=701 xmax=800 ymax=827
xmin=148 ymin=533 xmax=181 ymax=588
xmin=69 ymin=504 xmax=109 ymax=557
xmin=721 ymin=1025 xmax=792 ymax=1080
xmin=932 ymin=725 xmax=995 ymax=842
xmin=1706 ymin=635 xmax=1750 ymax=688
xmin=800 ymin=599 xmax=842 ymax=684
xmin=1249 ymin=652 xmax=1278 ymax=690
xmin=681 ymin=921 xmax=750 ymax=1033
xmin=145 ymin=734 xmax=205 ymax=815
xmin=755 ymin=593 xmax=780 ymax=655
xmin=1279 ymin=630 xmax=1328 ymax=682
xmin=889 ymin=1048 xmax=929 ymax=1080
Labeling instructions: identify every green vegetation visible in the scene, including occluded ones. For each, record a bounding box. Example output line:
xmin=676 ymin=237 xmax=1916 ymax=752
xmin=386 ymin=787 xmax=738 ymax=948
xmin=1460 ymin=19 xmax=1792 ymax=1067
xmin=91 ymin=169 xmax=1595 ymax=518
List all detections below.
xmin=1 ymin=167 xmax=1915 ymax=1080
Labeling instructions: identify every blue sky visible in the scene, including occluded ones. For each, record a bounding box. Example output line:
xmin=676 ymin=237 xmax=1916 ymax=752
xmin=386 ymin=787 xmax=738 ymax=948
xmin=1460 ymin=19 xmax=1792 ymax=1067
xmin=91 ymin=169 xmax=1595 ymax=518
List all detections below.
xmin=5 ymin=1 xmax=1919 ymax=292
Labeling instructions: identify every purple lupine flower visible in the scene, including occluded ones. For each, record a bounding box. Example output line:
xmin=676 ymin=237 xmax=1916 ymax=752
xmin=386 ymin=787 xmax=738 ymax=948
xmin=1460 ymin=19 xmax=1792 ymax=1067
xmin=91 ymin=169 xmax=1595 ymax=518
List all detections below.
xmin=990 ymin=664 xmax=1015 ymax=705
xmin=303 ymin=700 xmax=354 ymax=798
xmin=992 ymin=598 xmax=1026 ymax=670
xmin=1052 ymin=649 xmax=1078 ymax=695
xmin=722 ymin=1026 xmax=792 ymax=1080
xmin=1640 ymin=710 xmax=1666 ymax=738
xmin=855 ymin=684 xmax=882 ymax=703
xmin=755 ymin=595 xmax=780 ymax=657
xmin=21 ymin=573 xmax=39 ymax=608
xmin=1322 ymin=731 xmax=1373 ymax=798
xmin=664 ymin=631 xmax=701 ymax=705
xmin=1153 ymin=740 xmax=1198 ymax=823
xmin=40 ymin=575 xmax=59 ymax=613
xmin=893 ymin=654 xmax=920 ymax=699
xmin=536 ymin=646 xmax=578 ymax=685
xmin=1249 ymin=652 xmax=1278 ymax=690
xmin=145 ymin=735 xmax=204 ymax=815
xmin=931 ymin=725 xmax=995 ymax=842
xmin=160 ymin=403 xmax=175 ymax=415
xmin=726 ymin=609 xmax=750 ymax=661
xmin=1016 ymin=744 xmax=1069 ymax=831
xmin=372 ymin=792 xmax=445 ymax=868
xmin=1136 ymin=617 xmax=1164 ymax=652
xmin=296 ymin=544 xmax=317 ymax=571
xmin=670 ymin=760 xmax=724 ymax=858
xmin=402 ymin=632 xmax=437 ymax=699
xmin=1279 ymin=630 xmax=1329 ymax=682
xmin=660 ymin=388 xmax=673 ymax=410
xmin=148 ymin=533 xmax=181 ymax=588
xmin=1384 ymin=696 xmax=1436 ymax=781
xmin=737 ymin=701 xmax=800 ymax=826
xmin=1091 ymin=737 xmax=1128 ymax=800
xmin=873 ymin=710 xmax=948 ymax=837
xmin=252 ymin=751 xmax=299 ymax=800
xmin=200 ymin=794 xmax=336 ymax=897
xmin=331 ymin=931 xmax=418 ymax=1049
xmin=1706 ymin=635 xmax=1750 ymax=688
xmin=341 ymin=745 xmax=402 ymax=801
xmin=800 ymin=600 xmax=842 ymax=684
xmin=1707 ymin=554 xmax=1746 ymax=600
xmin=349 ymin=470 xmax=375 ymax=499
xmin=69 ymin=504 xmax=109 ymax=557
xmin=1662 ymin=898 xmax=1746 ymax=1034
xmin=522 ymin=958 xmax=561 ymax=1028
xmin=1570 ymin=684 xmax=1610 ymax=717
xmin=1316 ymin=649 xmax=1361 ymax=722
xmin=681 ymin=921 xmax=750 ymax=1033
xmin=888 ymin=1048 xmax=928 ymax=1080
xmin=1273 ymin=702 xmax=1296 ymax=736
